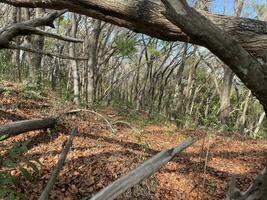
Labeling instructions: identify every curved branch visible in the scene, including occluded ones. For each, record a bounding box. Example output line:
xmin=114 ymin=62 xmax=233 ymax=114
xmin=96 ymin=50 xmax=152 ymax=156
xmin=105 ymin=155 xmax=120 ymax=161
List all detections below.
xmin=0 ymin=9 xmax=83 ymax=48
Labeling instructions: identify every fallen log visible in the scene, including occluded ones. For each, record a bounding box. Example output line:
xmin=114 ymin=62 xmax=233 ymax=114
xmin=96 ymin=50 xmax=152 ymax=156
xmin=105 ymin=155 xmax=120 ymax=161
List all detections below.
xmin=85 ymin=137 xmax=196 ymax=200
xmin=0 ymin=118 xmax=56 ymax=139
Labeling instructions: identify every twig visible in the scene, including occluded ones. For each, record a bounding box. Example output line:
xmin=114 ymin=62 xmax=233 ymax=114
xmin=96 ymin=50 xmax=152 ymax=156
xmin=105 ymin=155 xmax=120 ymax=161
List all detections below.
xmin=38 ymin=128 xmax=78 ymax=200
xmin=84 ymin=137 xmax=196 ymax=200
xmin=8 ymin=44 xmax=88 ymax=60
xmin=112 ymin=121 xmax=139 ymax=133
xmin=66 ymin=109 xmax=116 ymax=133
xmin=202 ymin=135 xmax=211 ymax=191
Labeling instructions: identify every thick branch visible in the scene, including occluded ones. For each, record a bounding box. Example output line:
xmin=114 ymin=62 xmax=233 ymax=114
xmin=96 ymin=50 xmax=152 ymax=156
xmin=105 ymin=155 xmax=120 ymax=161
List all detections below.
xmin=2 ymin=0 xmax=267 ymax=57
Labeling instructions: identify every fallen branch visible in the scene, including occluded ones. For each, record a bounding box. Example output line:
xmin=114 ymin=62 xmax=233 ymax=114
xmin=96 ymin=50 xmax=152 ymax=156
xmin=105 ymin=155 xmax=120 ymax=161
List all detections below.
xmin=66 ymin=109 xmax=116 ymax=133
xmin=39 ymin=128 xmax=78 ymax=200
xmin=0 ymin=118 xmax=56 ymax=140
xmin=84 ymin=137 xmax=196 ymax=200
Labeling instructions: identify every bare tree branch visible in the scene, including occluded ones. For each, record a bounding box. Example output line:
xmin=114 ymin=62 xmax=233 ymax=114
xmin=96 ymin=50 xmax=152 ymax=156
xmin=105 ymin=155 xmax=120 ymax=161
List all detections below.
xmin=8 ymin=44 xmax=88 ymax=60
xmin=66 ymin=109 xmax=116 ymax=133
xmin=39 ymin=128 xmax=78 ymax=200
xmin=0 ymin=9 xmax=83 ymax=49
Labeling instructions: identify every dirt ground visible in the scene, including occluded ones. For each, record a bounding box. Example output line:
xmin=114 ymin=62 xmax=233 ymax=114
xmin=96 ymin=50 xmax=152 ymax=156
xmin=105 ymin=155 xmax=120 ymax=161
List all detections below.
xmin=1 ymin=84 xmax=266 ymax=200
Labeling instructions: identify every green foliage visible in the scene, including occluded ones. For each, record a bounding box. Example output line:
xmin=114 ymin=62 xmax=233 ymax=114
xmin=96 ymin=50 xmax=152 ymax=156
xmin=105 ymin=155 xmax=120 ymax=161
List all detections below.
xmin=250 ymin=1 xmax=267 ymax=18
xmin=147 ymin=44 xmax=161 ymax=57
xmin=114 ymin=35 xmax=137 ymax=57
xmin=0 ymin=50 xmax=12 ymax=81
xmin=0 ymin=141 xmax=39 ymax=199
xmin=19 ymin=82 xmax=45 ymax=100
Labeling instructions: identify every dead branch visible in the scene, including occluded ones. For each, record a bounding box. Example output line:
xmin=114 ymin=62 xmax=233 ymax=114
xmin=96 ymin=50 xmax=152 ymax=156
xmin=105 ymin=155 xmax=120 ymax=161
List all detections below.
xmin=84 ymin=137 xmax=196 ymax=200
xmin=39 ymin=128 xmax=78 ymax=200
xmin=66 ymin=109 xmax=116 ymax=133
xmin=8 ymin=44 xmax=88 ymax=60
xmin=0 ymin=10 xmax=83 ymax=49
xmin=0 ymin=117 xmax=56 ymax=140
xmin=112 ymin=121 xmax=139 ymax=133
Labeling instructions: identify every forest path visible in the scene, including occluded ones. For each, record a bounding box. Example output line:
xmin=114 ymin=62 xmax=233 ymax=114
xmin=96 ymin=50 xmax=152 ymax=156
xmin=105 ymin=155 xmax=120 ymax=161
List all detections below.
xmin=0 ymin=84 xmax=266 ymax=200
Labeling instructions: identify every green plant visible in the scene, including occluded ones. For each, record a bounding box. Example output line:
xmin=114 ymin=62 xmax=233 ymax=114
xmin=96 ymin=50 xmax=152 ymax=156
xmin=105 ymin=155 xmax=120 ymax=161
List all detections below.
xmin=0 ymin=141 xmax=39 ymax=199
xmin=114 ymin=35 xmax=137 ymax=58
xmin=2 ymin=88 xmax=11 ymax=97
xmin=19 ymin=82 xmax=44 ymax=100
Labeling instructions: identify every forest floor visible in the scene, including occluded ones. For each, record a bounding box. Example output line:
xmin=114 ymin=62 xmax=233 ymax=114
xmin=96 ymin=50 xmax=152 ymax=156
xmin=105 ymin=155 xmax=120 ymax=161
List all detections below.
xmin=0 ymin=82 xmax=267 ymax=200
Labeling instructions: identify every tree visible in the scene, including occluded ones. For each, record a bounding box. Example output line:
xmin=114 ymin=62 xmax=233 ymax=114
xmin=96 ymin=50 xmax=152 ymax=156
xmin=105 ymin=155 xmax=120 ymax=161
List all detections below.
xmin=69 ymin=13 xmax=80 ymax=105
xmin=219 ymin=0 xmax=244 ymax=123
xmin=87 ymin=19 xmax=101 ymax=108
xmin=2 ymin=0 xmax=267 ymax=107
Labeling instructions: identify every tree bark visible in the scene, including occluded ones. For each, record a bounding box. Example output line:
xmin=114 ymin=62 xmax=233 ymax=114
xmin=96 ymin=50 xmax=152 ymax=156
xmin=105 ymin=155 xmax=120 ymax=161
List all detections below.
xmin=0 ymin=118 xmax=56 ymax=139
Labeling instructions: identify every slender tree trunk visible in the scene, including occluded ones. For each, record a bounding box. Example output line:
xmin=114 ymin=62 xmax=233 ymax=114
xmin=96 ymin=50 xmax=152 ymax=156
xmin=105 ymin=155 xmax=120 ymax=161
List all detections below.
xmin=235 ymin=90 xmax=251 ymax=132
xmin=87 ymin=19 xmax=101 ymax=108
xmin=26 ymin=8 xmax=45 ymax=88
xmin=219 ymin=66 xmax=234 ymax=123
xmin=176 ymin=43 xmax=188 ymax=115
xmin=69 ymin=13 xmax=80 ymax=105
xmin=253 ymin=112 xmax=266 ymax=137
xmin=11 ymin=7 xmax=21 ymax=82
xmin=219 ymin=0 xmax=244 ymax=123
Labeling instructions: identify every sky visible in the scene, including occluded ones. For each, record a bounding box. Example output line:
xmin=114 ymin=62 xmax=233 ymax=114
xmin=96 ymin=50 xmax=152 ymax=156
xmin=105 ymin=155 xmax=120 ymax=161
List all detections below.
xmin=209 ymin=0 xmax=267 ymax=18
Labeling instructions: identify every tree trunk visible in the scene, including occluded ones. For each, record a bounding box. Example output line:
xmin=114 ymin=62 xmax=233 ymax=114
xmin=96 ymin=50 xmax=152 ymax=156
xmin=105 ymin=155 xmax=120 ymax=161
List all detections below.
xmin=219 ymin=0 xmax=244 ymax=123
xmin=219 ymin=66 xmax=234 ymax=123
xmin=28 ymin=8 xmax=45 ymax=88
xmin=69 ymin=13 xmax=80 ymax=105
xmin=11 ymin=7 xmax=21 ymax=82
xmin=252 ymin=112 xmax=266 ymax=137
xmin=87 ymin=19 xmax=101 ymax=108
xmin=235 ymin=90 xmax=251 ymax=132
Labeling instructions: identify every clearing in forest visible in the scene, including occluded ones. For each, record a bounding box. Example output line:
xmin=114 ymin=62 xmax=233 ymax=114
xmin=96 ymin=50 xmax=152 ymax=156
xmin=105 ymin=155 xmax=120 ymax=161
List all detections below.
xmin=0 ymin=84 xmax=266 ymax=200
